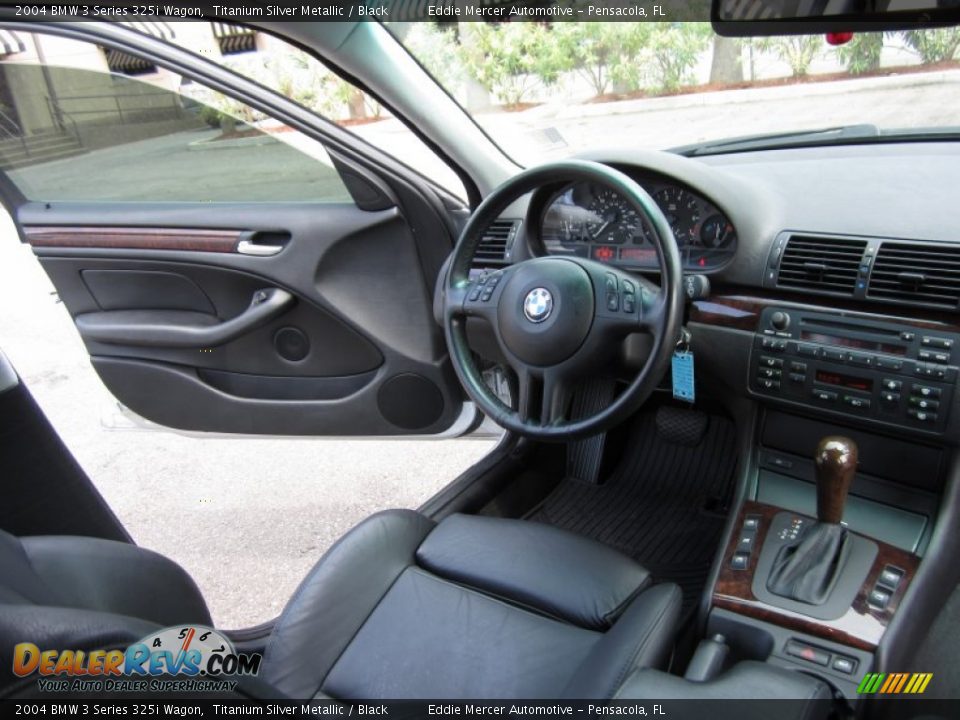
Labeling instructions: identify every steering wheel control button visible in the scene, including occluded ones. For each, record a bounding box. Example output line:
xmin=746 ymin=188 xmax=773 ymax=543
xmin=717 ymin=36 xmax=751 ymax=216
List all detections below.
xmin=523 ymin=287 xmax=553 ymax=323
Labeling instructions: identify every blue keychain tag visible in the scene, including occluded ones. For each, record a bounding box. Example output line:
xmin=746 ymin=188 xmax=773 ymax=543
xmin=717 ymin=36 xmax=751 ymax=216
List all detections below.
xmin=672 ymin=350 xmax=695 ymax=403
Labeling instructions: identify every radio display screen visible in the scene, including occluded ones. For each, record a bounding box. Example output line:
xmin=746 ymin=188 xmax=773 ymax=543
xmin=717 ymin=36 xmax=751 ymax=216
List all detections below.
xmin=815 ymin=370 xmax=873 ymax=393
xmin=801 ymin=330 xmax=907 ymax=356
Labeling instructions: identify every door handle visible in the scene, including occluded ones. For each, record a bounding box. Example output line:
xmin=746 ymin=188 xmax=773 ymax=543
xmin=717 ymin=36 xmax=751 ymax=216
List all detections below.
xmin=237 ymin=239 xmax=284 ymax=256
xmin=236 ymin=230 xmax=290 ymax=256
xmin=75 ymin=288 xmax=295 ymax=349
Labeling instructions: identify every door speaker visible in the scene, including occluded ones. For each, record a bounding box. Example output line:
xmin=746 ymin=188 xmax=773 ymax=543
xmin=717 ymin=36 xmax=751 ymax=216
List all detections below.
xmin=377 ymin=373 xmax=444 ymax=430
xmin=274 ymin=326 xmax=310 ymax=362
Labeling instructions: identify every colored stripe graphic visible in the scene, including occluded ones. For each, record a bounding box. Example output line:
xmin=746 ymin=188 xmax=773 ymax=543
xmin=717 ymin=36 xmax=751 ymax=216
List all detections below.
xmin=857 ymin=672 xmax=932 ymax=694
xmin=857 ymin=673 xmax=885 ymax=694
xmin=879 ymin=674 xmax=898 ymax=693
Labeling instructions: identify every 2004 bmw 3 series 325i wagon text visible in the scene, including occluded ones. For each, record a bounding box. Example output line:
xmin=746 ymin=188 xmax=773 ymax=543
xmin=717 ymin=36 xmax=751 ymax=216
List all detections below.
xmin=1 ymin=1 xmax=960 ymax=717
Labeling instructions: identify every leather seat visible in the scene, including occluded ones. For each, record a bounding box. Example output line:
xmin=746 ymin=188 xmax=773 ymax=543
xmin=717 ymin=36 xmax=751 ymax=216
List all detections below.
xmin=0 ymin=510 xmax=681 ymax=699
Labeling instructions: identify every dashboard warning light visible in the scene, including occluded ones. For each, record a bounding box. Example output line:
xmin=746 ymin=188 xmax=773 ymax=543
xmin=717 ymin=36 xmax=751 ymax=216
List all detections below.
xmin=593 ymin=246 xmax=616 ymax=262
xmin=698 ymin=257 xmax=707 ymax=267
xmin=826 ymin=32 xmax=854 ymax=46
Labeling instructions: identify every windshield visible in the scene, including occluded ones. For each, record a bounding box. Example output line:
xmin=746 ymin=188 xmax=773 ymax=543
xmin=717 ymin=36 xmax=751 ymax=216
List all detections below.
xmin=390 ymin=22 xmax=960 ymax=164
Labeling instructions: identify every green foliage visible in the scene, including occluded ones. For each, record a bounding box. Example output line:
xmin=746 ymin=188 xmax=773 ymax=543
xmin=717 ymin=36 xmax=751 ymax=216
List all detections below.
xmin=553 ymin=23 xmax=644 ymax=96
xmin=757 ymin=35 xmax=824 ymax=77
xmin=402 ymin=23 xmax=465 ymax=92
xmin=835 ymin=33 xmax=884 ymax=75
xmin=459 ymin=23 xmax=566 ymax=105
xmin=900 ymin=28 xmax=960 ymax=64
xmin=187 ymin=46 xmax=382 ymax=122
xmin=197 ymin=104 xmax=224 ymax=129
xmin=641 ymin=23 xmax=713 ymax=91
xmin=552 ymin=22 xmax=710 ymax=96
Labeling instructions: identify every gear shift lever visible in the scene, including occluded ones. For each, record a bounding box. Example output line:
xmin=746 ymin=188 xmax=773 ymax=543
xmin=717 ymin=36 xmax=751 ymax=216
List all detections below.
xmin=815 ymin=436 xmax=857 ymax=525
xmin=767 ymin=436 xmax=858 ymax=605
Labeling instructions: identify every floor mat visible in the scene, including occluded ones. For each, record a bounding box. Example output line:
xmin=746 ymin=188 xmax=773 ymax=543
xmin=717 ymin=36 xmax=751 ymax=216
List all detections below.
xmin=528 ymin=409 xmax=738 ymax=617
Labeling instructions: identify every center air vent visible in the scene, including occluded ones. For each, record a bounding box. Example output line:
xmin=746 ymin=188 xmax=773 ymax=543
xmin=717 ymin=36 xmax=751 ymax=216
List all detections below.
xmin=473 ymin=219 xmax=519 ymax=266
xmin=776 ymin=235 xmax=867 ymax=295
xmin=868 ymin=242 xmax=960 ymax=309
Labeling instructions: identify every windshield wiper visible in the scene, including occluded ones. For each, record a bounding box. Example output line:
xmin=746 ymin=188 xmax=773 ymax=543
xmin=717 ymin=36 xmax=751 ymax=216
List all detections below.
xmin=671 ymin=124 xmax=882 ymax=156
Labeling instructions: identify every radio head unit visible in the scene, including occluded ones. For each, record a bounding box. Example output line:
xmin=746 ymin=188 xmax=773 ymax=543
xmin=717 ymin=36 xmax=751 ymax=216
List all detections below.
xmin=750 ymin=308 xmax=956 ymax=434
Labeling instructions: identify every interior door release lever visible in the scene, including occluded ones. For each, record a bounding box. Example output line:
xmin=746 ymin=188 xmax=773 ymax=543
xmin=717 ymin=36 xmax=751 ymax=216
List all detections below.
xmin=236 ymin=230 xmax=290 ymax=257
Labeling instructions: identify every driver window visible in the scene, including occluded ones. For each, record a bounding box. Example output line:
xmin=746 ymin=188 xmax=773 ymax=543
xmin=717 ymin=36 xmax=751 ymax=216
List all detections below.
xmin=0 ymin=30 xmax=353 ymax=203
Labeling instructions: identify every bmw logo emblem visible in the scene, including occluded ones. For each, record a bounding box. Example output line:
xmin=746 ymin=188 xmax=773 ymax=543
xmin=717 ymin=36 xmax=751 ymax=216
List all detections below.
xmin=523 ymin=287 xmax=553 ymax=323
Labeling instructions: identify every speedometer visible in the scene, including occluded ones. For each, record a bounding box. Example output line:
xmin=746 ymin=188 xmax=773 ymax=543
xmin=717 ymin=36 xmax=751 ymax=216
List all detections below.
xmin=653 ymin=187 xmax=700 ymax=245
xmin=586 ymin=188 xmax=643 ymax=245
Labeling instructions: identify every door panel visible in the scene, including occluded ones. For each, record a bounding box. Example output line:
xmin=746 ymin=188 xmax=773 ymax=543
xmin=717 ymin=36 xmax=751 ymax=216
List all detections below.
xmin=21 ymin=201 xmax=464 ymax=435
xmin=0 ymin=26 xmax=471 ymax=437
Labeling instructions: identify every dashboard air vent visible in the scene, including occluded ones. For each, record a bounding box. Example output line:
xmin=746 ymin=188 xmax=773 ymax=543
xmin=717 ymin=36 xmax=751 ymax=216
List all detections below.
xmin=473 ymin=219 xmax=518 ymax=266
xmin=776 ymin=235 xmax=867 ymax=295
xmin=868 ymin=242 xmax=960 ymax=309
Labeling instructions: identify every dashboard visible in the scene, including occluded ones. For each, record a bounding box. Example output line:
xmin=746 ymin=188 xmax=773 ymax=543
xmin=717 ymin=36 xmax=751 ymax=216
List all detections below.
xmin=540 ymin=179 xmax=737 ymax=272
xmin=463 ymin=143 xmax=960 ymax=443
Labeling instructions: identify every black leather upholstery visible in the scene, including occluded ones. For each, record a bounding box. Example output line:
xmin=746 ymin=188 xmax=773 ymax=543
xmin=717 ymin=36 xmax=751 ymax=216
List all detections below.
xmin=263 ymin=510 xmax=679 ymax=699
xmin=1 ymin=510 xmax=681 ymax=700
xmin=416 ymin=513 xmax=651 ymax=630
xmin=15 ymin=534 xmax=211 ymax=626
xmin=261 ymin=510 xmax=436 ymax=698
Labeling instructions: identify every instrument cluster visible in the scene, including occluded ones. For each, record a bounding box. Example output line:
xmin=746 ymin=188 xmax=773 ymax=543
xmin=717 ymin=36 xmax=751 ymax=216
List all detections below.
xmin=540 ymin=180 xmax=737 ymax=272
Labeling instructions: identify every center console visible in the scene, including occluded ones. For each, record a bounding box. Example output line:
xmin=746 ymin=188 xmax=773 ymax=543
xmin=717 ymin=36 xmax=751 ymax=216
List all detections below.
xmin=684 ymin=294 xmax=954 ymax=706
xmin=708 ymin=435 xmax=921 ymax=700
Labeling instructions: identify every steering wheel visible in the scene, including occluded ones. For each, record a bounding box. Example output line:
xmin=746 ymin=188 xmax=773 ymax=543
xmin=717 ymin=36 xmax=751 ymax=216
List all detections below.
xmin=443 ymin=160 xmax=684 ymax=441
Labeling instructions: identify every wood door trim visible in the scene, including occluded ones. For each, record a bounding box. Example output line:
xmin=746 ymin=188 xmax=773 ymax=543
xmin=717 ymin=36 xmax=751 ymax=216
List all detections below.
xmin=690 ymin=289 xmax=960 ymax=334
xmin=24 ymin=226 xmax=242 ymax=254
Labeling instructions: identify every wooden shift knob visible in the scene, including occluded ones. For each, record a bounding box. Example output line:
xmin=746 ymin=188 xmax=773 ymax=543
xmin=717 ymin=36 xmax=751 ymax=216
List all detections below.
xmin=815 ymin=436 xmax=858 ymax=525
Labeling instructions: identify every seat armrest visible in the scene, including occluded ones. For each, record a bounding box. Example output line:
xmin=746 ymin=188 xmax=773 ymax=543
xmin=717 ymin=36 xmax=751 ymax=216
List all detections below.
xmin=417 ymin=513 xmax=650 ymax=630
xmin=615 ymin=661 xmax=835 ymax=720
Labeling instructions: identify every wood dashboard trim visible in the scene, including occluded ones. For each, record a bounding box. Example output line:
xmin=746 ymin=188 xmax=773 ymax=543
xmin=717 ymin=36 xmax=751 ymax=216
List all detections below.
xmin=712 ymin=500 xmax=919 ymax=652
xmin=690 ymin=290 xmax=960 ymax=334
xmin=24 ymin=226 xmax=242 ymax=254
